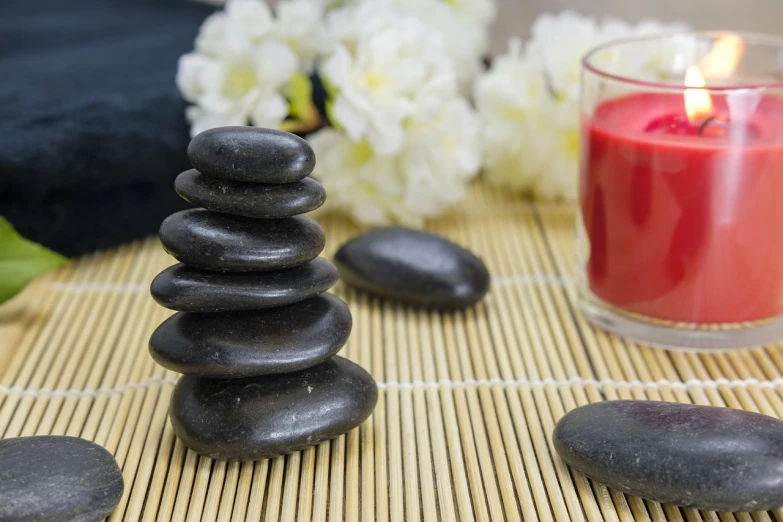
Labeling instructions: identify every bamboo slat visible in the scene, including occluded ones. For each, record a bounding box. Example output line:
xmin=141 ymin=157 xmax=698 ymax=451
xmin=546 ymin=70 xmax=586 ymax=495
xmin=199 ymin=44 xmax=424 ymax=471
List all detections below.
xmin=1 ymin=181 xmax=782 ymax=521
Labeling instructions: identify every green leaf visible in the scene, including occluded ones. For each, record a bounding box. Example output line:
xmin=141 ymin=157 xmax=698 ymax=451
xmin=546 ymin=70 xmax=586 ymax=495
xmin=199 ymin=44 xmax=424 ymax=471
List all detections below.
xmin=288 ymin=72 xmax=314 ymax=121
xmin=280 ymin=72 xmax=323 ymax=134
xmin=0 ymin=217 xmax=67 ymax=303
xmin=320 ymin=75 xmax=338 ymax=97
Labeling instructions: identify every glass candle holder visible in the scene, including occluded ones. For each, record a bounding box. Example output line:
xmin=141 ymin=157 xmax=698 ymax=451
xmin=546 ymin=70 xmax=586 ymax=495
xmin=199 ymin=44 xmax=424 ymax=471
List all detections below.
xmin=578 ymin=32 xmax=783 ymax=350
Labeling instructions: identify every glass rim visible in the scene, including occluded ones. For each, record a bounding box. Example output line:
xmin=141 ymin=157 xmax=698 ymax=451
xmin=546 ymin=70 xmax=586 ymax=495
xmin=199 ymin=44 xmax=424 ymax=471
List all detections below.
xmin=582 ymin=30 xmax=783 ymax=91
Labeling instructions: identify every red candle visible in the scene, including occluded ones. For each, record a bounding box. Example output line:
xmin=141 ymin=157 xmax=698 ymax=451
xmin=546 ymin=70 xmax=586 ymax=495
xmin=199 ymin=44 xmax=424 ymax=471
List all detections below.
xmin=581 ymin=92 xmax=783 ymax=324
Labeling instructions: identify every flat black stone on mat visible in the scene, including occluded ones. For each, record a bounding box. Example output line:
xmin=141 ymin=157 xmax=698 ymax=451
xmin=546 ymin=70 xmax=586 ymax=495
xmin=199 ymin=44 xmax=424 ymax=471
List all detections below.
xmin=149 ymin=294 xmax=352 ymax=378
xmin=169 ymin=356 xmax=378 ymax=461
xmin=175 ymin=169 xmax=326 ymax=219
xmin=334 ymin=226 xmax=490 ymax=309
xmin=159 ymin=209 xmax=325 ymax=272
xmin=150 ymin=258 xmax=338 ymax=312
xmin=0 ymin=436 xmax=124 ymax=522
xmin=553 ymin=400 xmax=783 ymax=512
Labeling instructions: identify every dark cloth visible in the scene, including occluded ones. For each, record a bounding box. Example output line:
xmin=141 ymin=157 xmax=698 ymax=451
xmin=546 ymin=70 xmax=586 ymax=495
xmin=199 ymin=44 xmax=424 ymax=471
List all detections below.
xmin=0 ymin=0 xmax=214 ymax=256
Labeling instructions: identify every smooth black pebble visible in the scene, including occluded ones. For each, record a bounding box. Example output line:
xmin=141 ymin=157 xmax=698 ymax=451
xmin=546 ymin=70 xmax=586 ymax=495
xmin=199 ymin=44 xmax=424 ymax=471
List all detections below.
xmin=150 ymin=294 xmax=352 ymax=377
xmin=334 ymin=226 xmax=490 ymax=309
xmin=170 ymin=356 xmax=378 ymax=460
xmin=175 ymin=169 xmax=326 ymax=219
xmin=553 ymin=400 xmax=783 ymax=512
xmin=150 ymin=258 xmax=338 ymax=312
xmin=0 ymin=436 xmax=124 ymax=522
xmin=187 ymin=127 xmax=315 ymax=183
xmin=159 ymin=209 xmax=325 ymax=272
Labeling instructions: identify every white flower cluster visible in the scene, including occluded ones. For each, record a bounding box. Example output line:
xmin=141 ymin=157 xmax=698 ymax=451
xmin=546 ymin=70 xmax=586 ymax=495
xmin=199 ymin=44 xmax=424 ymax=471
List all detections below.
xmin=310 ymin=1 xmax=481 ymax=225
xmin=177 ymin=0 xmax=485 ymax=226
xmin=475 ymin=11 xmax=689 ymax=201
xmin=177 ymin=0 xmax=329 ymax=137
xmin=331 ymin=0 xmax=495 ymax=91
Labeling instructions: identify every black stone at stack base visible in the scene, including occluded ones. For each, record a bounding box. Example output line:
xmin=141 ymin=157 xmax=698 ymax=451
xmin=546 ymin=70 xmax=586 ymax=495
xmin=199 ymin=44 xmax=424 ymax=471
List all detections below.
xmin=170 ymin=357 xmax=378 ymax=461
xmin=149 ymin=127 xmax=377 ymax=461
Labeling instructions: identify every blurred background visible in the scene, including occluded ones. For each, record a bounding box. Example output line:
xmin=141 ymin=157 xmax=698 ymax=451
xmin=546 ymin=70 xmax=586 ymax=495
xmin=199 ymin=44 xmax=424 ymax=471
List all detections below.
xmin=491 ymin=0 xmax=782 ymax=51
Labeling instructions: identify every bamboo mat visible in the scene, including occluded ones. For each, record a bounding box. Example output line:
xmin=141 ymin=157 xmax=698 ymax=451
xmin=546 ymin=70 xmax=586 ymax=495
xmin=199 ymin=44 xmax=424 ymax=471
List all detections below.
xmin=2 ymin=181 xmax=783 ymax=522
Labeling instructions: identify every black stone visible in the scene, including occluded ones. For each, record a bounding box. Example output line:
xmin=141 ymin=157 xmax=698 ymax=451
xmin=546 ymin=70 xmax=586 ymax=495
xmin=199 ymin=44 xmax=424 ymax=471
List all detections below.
xmin=553 ymin=400 xmax=783 ymax=512
xmin=175 ymin=169 xmax=326 ymax=219
xmin=0 ymin=436 xmax=124 ymax=522
xmin=170 ymin=356 xmax=378 ymax=460
xmin=159 ymin=209 xmax=325 ymax=272
xmin=150 ymin=294 xmax=352 ymax=378
xmin=150 ymin=258 xmax=339 ymax=312
xmin=187 ymin=127 xmax=315 ymax=184
xmin=334 ymin=226 xmax=490 ymax=309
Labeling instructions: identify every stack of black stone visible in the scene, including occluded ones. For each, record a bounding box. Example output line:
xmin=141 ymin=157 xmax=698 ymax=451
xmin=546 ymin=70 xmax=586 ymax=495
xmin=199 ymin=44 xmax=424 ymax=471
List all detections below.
xmin=149 ymin=127 xmax=377 ymax=461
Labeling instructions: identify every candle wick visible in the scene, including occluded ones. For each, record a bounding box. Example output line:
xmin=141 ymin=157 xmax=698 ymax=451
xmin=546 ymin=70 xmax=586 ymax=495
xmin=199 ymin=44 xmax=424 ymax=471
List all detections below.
xmin=698 ymin=116 xmax=716 ymax=136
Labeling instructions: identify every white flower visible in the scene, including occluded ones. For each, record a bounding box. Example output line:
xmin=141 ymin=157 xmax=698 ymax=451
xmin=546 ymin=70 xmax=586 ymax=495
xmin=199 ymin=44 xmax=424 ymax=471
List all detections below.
xmin=385 ymin=0 xmax=492 ymax=91
xmin=178 ymin=0 xmax=329 ymax=136
xmin=532 ymin=99 xmax=580 ymax=201
xmin=309 ymin=96 xmax=481 ymax=225
xmin=327 ymin=0 xmax=490 ymax=91
xmin=475 ymin=40 xmax=563 ymax=195
xmin=526 ymin=11 xmax=601 ymax=101
xmin=274 ymin=0 xmax=333 ymax=70
xmin=195 ymin=1 xmax=274 ymax=58
xmin=226 ymin=0 xmax=275 ymax=40
xmin=477 ymin=14 xmax=690 ymax=201
xmin=321 ymin=1 xmax=456 ymax=155
xmin=178 ymin=38 xmax=298 ymax=136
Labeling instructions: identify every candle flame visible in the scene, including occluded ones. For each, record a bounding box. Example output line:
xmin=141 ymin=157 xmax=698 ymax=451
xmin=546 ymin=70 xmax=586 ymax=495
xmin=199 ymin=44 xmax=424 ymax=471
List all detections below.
xmin=684 ymin=66 xmax=712 ymax=121
xmin=683 ymin=35 xmax=745 ymax=123
xmin=699 ymin=34 xmax=745 ymax=78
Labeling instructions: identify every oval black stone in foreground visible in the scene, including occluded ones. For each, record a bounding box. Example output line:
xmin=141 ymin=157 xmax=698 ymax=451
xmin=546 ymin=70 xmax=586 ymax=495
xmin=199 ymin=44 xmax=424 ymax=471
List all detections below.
xmin=170 ymin=356 xmax=378 ymax=460
xmin=175 ymin=170 xmax=326 ymax=219
xmin=159 ymin=209 xmax=325 ymax=272
xmin=334 ymin=226 xmax=490 ymax=309
xmin=150 ymin=294 xmax=352 ymax=377
xmin=0 ymin=436 xmax=124 ymax=522
xmin=187 ymin=127 xmax=315 ymax=183
xmin=553 ymin=400 xmax=783 ymax=512
xmin=150 ymin=258 xmax=338 ymax=312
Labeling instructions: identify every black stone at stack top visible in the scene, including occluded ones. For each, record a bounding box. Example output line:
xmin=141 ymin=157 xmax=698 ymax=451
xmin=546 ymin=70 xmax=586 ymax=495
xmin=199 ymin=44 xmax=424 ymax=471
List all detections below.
xmin=149 ymin=126 xmax=377 ymax=461
xmin=187 ymin=127 xmax=316 ymax=184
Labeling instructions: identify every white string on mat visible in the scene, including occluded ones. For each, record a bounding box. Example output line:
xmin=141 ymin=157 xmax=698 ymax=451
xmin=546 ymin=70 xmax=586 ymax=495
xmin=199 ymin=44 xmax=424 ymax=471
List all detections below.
xmin=493 ymin=274 xmax=573 ymax=287
xmin=0 ymin=377 xmax=178 ymax=398
xmin=2 ymin=376 xmax=783 ymax=399
xmin=49 ymin=282 xmax=149 ymax=293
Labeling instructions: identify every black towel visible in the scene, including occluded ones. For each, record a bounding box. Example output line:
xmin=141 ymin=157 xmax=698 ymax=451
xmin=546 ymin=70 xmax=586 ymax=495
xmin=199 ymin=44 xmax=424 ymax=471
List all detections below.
xmin=0 ymin=0 xmax=215 ymax=256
